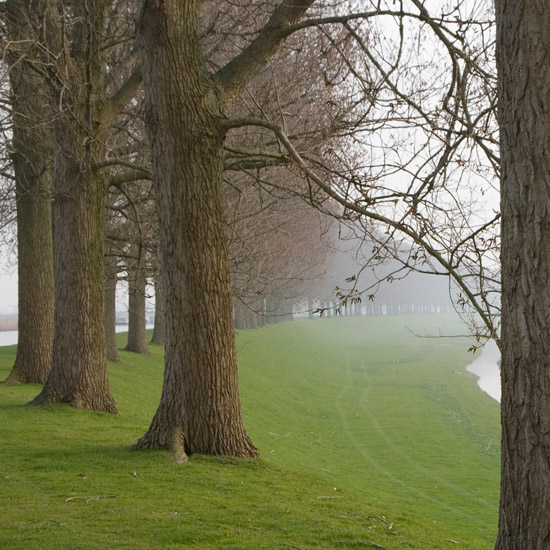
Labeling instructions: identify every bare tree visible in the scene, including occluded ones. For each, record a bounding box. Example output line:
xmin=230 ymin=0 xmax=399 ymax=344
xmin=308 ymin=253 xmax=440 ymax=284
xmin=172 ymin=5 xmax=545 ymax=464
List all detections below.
xmin=133 ymin=0 xmax=499 ymax=460
xmin=136 ymin=0 xmax=359 ymax=460
xmin=150 ymin=273 xmax=165 ymax=345
xmin=24 ymin=1 xmax=141 ymax=412
xmin=124 ymin=241 xmax=150 ymax=355
xmin=221 ymin=1 xmax=500 ymax=344
xmin=104 ymin=250 xmax=120 ymax=363
xmin=227 ymin=178 xmax=337 ymax=328
xmin=25 ymin=1 xmax=118 ymax=412
xmin=2 ymin=0 xmax=54 ymax=385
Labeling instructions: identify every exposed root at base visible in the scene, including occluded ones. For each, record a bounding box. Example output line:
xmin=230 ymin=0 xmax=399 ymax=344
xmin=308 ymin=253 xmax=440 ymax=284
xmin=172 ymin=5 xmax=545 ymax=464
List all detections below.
xmin=170 ymin=426 xmax=189 ymax=463
xmin=27 ymin=391 xmax=120 ymax=415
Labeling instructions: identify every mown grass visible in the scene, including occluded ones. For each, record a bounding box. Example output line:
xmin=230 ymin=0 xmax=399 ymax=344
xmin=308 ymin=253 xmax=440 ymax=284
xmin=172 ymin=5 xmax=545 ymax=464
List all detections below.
xmin=0 ymin=315 xmax=500 ymax=549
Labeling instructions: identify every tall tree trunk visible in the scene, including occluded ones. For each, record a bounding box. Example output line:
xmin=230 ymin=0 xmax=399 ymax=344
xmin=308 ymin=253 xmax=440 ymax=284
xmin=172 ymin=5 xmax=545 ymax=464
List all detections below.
xmin=125 ymin=260 xmax=149 ymax=355
xmin=495 ymin=1 xmax=550 ymax=548
xmin=136 ymin=1 xmax=257 ymax=461
xmin=104 ymin=256 xmax=120 ymax=362
xmin=29 ymin=1 xmax=118 ymax=413
xmin=151 ymin=275 xmax=165 ymax=345
xmin=2 ymin=0 xmax=54 ymax=385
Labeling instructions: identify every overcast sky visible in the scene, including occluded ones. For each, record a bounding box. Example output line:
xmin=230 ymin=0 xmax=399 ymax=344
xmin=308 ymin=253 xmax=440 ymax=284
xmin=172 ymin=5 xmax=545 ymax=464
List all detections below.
xmin=0 ymin=271 xmax=18 ymax=315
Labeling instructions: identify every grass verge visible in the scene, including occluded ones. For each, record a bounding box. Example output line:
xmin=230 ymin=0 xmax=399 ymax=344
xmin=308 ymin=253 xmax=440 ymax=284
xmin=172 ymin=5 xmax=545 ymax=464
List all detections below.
xmin=0 ymin=315 xmax=500 ymax=549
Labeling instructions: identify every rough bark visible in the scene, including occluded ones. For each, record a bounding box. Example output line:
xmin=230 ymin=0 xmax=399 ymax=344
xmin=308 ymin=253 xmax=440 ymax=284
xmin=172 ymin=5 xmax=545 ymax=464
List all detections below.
xmin=2 ymin=0 xmax=55 ymax=385
xmin=495 ymin=1 xmax=550 ymax=548
xmin=151 ymin=275 xmax=165 ymax=345
xmin=125 ymin=260 xmax=149 ymax=355
xmin=136 ymin=1 xmax=258 ymax=459
xmin=29 ymin=1 xmax=118 ymax=413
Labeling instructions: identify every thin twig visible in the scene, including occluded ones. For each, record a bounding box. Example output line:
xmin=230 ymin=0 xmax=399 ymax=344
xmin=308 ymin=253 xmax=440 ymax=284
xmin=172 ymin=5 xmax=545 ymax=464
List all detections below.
xmin=365 ymin=515 xmax=390 ymax=525
xmin=334 ymin=542 xmax=385 ymax=548
xmin=65 ymin=495 xmax=116 ymax=504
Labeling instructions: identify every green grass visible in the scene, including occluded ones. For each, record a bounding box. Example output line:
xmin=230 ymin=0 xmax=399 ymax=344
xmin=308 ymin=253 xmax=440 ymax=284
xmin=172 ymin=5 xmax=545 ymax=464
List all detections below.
xmin=0 ymin=315 xmax=500 ymax=549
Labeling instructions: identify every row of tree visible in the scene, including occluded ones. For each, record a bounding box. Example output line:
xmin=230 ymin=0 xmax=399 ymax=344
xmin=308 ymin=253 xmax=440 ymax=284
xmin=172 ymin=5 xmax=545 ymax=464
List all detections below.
xmin=0 ymin=0 xmax=347 ymax=452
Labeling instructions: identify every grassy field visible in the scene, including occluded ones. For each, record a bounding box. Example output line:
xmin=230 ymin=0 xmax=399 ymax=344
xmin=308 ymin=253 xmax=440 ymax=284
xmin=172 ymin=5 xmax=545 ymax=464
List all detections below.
xmin=0 ymin=315 xmax=500 ymax=549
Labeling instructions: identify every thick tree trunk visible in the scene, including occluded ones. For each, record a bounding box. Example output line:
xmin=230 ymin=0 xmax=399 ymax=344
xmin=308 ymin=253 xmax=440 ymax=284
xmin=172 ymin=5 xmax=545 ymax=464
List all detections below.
xmin=151 ymin=275 xmax=165 ymax=346
xmin=29 ymin=1 xmax=118 ymax=413
xmin=104 ymin=257 xmax=120 ymax=362
xmin=136 ymin=1 xmax=257 ymax=460
xmin=3 ymin=0 xmax=54 ymax=385
xmin=495 ymin=1 xmax=550 ymax=548
xmin=5 ymin=170 xmax=54 ymax=385
xmin=125 ymin=261 xmax=149 ymax=355
xmin=32 ymin=168 xmax=117 ymax=412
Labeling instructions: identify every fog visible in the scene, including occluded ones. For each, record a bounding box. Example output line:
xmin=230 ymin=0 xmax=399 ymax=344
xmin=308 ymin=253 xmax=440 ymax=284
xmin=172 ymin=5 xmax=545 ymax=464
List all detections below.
xmin=0 ymin=256 xmax=501 ymax=403
xmin=313 ymin=229 xmax=456 ymax=317
xmin=0 ymin=226 xmax=502 ymax=403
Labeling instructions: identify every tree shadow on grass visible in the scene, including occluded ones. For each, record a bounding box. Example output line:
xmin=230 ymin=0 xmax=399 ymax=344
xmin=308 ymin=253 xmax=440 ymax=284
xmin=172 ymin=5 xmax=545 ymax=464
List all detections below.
xmin=26 ymin=443 xmax=174 ymax=467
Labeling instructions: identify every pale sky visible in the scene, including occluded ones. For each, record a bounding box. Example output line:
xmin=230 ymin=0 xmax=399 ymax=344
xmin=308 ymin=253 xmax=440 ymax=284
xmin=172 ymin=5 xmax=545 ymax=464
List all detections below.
xmin=0 ymin=271 xmax=18 ymax=315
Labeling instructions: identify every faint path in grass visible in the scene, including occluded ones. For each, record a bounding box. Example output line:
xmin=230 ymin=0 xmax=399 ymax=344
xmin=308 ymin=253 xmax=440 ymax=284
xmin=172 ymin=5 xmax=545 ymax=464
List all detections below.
xmin=334 ymin=351 xmax=497 ymax=522
xmin=355 ymin=351 xmax=497 ymax=511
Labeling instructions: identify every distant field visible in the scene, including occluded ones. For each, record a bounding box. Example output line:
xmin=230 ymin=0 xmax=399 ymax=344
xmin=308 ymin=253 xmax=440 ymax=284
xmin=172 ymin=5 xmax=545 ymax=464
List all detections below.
xmin=0 ymin=315 xmax=500 ymax=549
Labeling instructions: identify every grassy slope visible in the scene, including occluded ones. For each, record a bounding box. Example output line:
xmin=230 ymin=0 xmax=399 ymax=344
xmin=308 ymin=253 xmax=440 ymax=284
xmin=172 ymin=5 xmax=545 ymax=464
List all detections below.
xmin=0 ymin=315 xmax=500 ymax=549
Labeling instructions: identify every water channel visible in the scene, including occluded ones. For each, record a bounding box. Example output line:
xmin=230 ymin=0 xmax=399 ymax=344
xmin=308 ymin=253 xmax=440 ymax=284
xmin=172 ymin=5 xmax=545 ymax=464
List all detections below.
xmin=466 ymin=339 xmax=501 ymax=403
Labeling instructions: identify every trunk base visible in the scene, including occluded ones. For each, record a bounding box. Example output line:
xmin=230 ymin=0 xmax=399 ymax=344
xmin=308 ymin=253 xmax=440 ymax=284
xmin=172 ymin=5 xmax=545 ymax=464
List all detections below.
xmin=29 ymin=388 xmax=119 ymax=414
xmin=3 ymin=359 xmax=50 ymax=385
xmin=137 ymin=424 xmax=189 ymax=463
xmin=2 ymin=370 xmax=27 ymax=385
xmin=137 ymin=411 xmax=259 ymax=462
xmin=124 ymin=345 xmax=150 ymax=356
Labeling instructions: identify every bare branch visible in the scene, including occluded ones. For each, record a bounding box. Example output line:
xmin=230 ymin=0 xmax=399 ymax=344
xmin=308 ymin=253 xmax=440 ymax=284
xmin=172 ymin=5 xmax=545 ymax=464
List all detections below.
xmin=216 ymin=0 xmax=315 ymax=107
xmin=220 ymin=116 xmax=499 ymax=341
xmin=104 ymin=63 xmax=142 ymax=123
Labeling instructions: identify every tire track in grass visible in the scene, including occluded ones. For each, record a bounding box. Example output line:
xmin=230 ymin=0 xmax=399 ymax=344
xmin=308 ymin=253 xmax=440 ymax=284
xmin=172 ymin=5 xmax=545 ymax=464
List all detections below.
xmin=353 ymin=351 xmax=497 ymax=512
xmin=335 ymin=353 xmax=497 ymax=523
xmin=335 ymin=357 xmax=417 ymax=489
